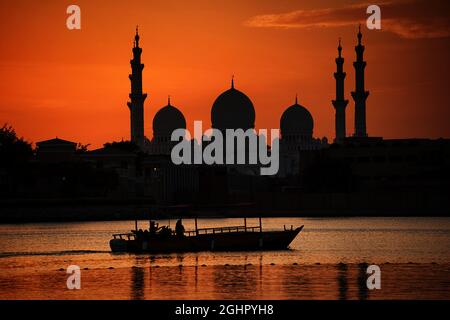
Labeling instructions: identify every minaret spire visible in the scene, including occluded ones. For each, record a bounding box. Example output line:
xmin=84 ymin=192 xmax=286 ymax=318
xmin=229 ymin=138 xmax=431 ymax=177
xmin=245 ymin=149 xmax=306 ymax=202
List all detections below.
xmin=351 ymin=25 xmax=369 ymax=138
xmin=332 ymin=38 xmax=349 ymax=143
xmin=338 ymin=37 xmax=342 ymax=57
xmin=357 ymin=24 xmax=362 ymax=45
xmin=135 ymin=25 xmax=140 ymax=47
xmin=231 ymin=75 xmax=234 ymax=89
xmin=127 ymin=27 xmax=147 ymax=148
xmin=295 ymin=94 xmax=298 ymax=105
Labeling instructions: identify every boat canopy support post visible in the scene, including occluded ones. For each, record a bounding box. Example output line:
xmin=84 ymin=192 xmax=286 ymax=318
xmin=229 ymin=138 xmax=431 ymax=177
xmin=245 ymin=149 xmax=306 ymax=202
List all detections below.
xmin=195 ymin=217 xmax=198 ymax=236
xmin=244 ymin=217 xmax=247 ymax=230
xmin=135 ymin=220 xmax=138 ymax=232
xmin=259 ymin=217 xmax=262 ymax=232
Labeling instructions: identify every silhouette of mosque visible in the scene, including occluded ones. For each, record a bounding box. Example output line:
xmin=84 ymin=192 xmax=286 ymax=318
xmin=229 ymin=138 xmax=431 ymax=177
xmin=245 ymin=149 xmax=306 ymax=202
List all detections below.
xmin=94 ymin=27 xmax=449 ymax=208
xmin=9 ymin=25 xmax=447 ymax=216
xmin=127 ymin=27 xmax=378 ymax=176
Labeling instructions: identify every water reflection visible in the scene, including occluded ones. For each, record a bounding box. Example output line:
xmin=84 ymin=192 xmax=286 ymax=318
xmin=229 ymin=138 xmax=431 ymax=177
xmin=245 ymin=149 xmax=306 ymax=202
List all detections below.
xmin=213 ymin=263 xmax=257 ymax=299
xmin=2 ymin=217 xmax=450 ymax=300
xmin=194 ymin=255 xmax=199 ymax=294
xmin=131 ymin=257 xmax=146 ymax=300
xmin=1 ymin=258 xmax=450 ymax=299
xmin=337 ymin=263 xmax=348 ymax=300
xmin=357 ymin=262 xmax=369 ymax=300
xmin=147 ymin=256 xmax=190 ymax=299
xmin=281 ymin=265 xmax=311 ymax=299
xmin=128 ymin=255 xmax=368 ymax=300
xmin=259 ymin=255 xmax=263 ymax=292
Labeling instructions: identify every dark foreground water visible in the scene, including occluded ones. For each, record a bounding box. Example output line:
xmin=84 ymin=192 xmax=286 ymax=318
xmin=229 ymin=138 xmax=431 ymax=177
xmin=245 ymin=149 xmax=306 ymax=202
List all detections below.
xmin=0 ymin=217 xmax=449 ymax=299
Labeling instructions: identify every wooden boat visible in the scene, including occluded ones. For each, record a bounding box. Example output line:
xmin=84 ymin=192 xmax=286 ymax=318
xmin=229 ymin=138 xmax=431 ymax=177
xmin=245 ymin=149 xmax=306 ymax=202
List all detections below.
xmin=110 ymin=218 xmax=303 ymax=253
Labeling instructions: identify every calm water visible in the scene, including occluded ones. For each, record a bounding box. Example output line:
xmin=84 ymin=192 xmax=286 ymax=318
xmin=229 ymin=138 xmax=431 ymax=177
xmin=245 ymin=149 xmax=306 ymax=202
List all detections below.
xmin=0 ymin=217 xmax=450 ymax=299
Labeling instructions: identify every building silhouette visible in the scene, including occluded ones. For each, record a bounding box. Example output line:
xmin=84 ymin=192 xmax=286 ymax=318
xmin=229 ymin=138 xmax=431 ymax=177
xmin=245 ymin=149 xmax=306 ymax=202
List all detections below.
xmin=3 ymin=25 xmax=449 ymax=220
xmin=211 ymin=77 xmax=255 ymax=131
xmin=127 ymin=27 xmax=147 ymax=148
xmin=332 ymin=38 xmax=349 ymax=143
xmin=36 ymin=138 xmax=77 ymax=163
xmin=279 ymin=95 xmax=327 ymax=176
xmin=129 ymin=28 xmax=328 ymax=176
xmin=351 ymin=25 xmax=369 ymax=138
xmin=147 ymin=96 xmax=186 ymax=155
xmin=210 ymin=77 xmax=262 ymax=172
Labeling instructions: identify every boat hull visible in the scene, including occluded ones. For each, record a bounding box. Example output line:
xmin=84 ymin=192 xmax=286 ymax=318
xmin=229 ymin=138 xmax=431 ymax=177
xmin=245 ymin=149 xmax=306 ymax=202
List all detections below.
xmin=110 ymin=226 xmax=303 ymax=253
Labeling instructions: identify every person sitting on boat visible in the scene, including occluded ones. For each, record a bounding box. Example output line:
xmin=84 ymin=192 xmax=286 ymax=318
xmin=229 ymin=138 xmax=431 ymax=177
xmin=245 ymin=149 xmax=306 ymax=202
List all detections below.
xmin=149 ymin=221 xmax=160 ymax=235
xmin=175 ymin=219 xmax=185 ymax=237
xmin=159 ymin=226 xmax=172 ymax=238
xmin=136 ymin=229 xmax=144 ymax=240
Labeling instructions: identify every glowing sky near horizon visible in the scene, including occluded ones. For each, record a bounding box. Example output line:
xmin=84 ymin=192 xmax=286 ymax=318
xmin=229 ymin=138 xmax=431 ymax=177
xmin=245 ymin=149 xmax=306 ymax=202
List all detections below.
xmin=0 ymin=0 xmax=449 ymax=148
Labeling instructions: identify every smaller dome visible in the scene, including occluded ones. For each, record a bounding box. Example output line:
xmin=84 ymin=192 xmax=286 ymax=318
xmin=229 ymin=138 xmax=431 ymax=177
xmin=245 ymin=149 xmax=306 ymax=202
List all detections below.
xmin=280 ymin=99 xmax=314 ymax=137
xmin=153 ymin=100 xmax=186 ymax=137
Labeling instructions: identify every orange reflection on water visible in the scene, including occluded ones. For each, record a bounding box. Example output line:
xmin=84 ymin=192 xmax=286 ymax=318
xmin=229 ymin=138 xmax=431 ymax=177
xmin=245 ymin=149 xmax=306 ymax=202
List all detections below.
xmin=1 ymin=262 xmax=449 ymax=300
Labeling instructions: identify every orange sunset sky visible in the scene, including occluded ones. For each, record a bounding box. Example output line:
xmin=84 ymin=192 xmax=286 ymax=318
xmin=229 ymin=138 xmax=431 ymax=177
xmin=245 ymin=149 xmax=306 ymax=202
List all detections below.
xmin=0 ymin=0 xmax=449 ymax=148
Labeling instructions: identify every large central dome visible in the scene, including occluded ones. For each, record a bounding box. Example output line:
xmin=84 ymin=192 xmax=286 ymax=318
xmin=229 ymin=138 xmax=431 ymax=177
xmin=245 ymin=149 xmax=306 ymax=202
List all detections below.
xmin=211 ymin=80 xmax=255 ymax=131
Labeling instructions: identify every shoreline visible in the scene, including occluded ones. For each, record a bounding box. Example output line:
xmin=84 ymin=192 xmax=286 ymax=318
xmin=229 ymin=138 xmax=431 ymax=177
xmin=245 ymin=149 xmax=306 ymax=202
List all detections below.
xmin=2 ymin=189 xmax=450 ymax=223
xmin=1 ymin=204 xmax=449 ymax=224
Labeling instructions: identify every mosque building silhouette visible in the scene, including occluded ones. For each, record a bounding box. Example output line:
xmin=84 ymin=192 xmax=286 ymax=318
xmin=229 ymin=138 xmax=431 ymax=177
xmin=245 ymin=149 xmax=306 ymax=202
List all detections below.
xmin=25 ymin=26 xmax=449 ymax=214
xmin=127 ymin=26 xmax=371 ymax=176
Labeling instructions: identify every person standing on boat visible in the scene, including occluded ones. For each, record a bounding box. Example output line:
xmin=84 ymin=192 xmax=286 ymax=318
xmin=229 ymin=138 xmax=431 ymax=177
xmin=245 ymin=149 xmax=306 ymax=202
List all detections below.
xmin=175 ymin=219 xmax=185 ymax=237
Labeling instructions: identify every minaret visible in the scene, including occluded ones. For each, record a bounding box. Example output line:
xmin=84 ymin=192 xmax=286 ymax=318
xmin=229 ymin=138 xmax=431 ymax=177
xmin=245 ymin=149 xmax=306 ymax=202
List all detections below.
xmin=351 ymin=25 xmax=369 ymax=138
xmin=127 ymin=26 xmax=147 ymax=148
xmin=332 ymin=38 xmax=348 ymax=143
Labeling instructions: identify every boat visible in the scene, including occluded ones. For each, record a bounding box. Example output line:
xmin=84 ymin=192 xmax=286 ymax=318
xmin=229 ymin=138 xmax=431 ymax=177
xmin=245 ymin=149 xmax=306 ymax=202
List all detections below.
xmin=110 ymin=217 xmax=303 ymax=253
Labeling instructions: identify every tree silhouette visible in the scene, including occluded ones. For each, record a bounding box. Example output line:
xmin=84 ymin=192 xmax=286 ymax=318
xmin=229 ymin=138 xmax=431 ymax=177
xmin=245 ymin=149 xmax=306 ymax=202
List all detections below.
xmin=103 ymin=140 xmax=139 ymax=152
xmin=76 ymin=143 xmax=90 ymax=154
xmin=0 ymin=123 xmax=33 ymax=167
